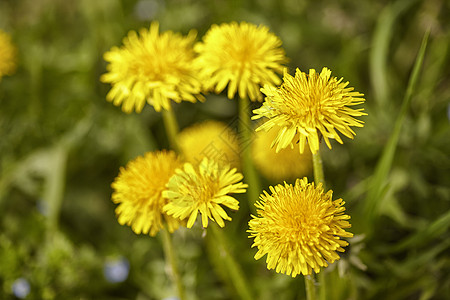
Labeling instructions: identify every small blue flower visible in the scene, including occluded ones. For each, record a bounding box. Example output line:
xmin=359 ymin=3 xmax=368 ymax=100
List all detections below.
xmin=134 ymin=0 xmax=164 ymax=21
xmin=36 ymin=199 xmax=49 ymax=216
xmin=12 ymin=278 xmax=30 ymax=299
xmin=103 ymin=257 xmax=130 ymax=283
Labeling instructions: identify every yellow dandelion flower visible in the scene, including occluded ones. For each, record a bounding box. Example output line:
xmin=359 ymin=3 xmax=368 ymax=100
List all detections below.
xmin=101 ymin=22 xmax=204 ymax=113
xmin=253 ymin=67 xmax=366 ymax=154
xmin=248 ymin=177 xmax=353 ymax=277
xmin=252 ymin=124 xmax=312 ymax=181
xmin=163 ymin=158 xmax=247 ymax=228
xmin=194 ymin=21 xmax=287 ymax=102
xmin=0 ymin=30 xmax=17 ymax=80
xmin=111 ymin=150 xmax=184 ymax=236
xmin=178 ymin=120 xmax=240 ymax=169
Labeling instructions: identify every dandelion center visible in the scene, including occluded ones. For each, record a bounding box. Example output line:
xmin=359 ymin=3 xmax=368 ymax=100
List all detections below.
xmin=163 ymin=158 xmax=247 ymax=228
xmin=191 ymin=175 xmax=219 ymax=205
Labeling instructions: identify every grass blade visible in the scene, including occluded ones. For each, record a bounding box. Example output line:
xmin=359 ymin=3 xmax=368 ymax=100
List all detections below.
xmin=363 ymin=30 xmax=430 ymax=236
xmin=369 ymin=0 xmax=421 ymax=106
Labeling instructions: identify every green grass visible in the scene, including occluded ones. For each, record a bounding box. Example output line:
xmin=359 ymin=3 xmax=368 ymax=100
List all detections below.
xmin=1 ymin=0 xmax=449 ymax=299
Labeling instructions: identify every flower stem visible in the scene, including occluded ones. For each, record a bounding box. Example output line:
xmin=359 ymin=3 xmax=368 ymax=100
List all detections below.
xmin=161 ymin=105 xmax=181 ymax=153
xmin=161 ymin=226 xmax=186 ymax=300
xmin=161 ymin=106 xmax=185 ymax=299
xmin=312 ymin=150 xmax=325 ymax=187
xmin=304 ymin=275 xmax=317 ymax=300
xmin=311 ymin=150 xmax=326 ymax=299
xmin=45 ymin=144 xmax=68 ymax=235
xmin=238 ymin=97 xmax=260 ymax=214
xmin=209 ymin=225 xmax=254 ymax=300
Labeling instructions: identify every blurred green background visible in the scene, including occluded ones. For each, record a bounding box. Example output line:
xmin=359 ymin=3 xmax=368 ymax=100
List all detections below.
xmin=0 ymin=0 xmax=449 ymax=299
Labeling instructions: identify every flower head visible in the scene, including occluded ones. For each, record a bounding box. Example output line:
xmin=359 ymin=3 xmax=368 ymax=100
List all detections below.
xmin=194 ymin=21 xmax=287 ymax=101
xmin=163 ymin=158 xmax=247 ymax=228
xmin=111 ymin=150 xmax=184 ymax=236
xmin=253 ymin=68 xmax=366 ymax=154
xmin=178 ymin=120 xmax=240 ymax=169
xmin=252 ymin=124 xmax=312 ymax=181
xmin=248 ymin=177 xmax=353 ymax=277
xmin=101 ymin=22 xmax=204 ymax=113
xmin=0 ymin=30 xmax=17 ymax=80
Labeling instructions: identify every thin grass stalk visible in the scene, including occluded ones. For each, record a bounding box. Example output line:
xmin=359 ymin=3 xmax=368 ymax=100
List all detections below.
xmin=369 ymin=0 xmax=421 ymax=106
xmin=209 ymin=224 xmax=254 ymax=300
xmin=45 ymin=144 xmax=68 ymax=235
xmin=161 ymin=226 xmax=186 ymax=300
xmin=390 ymin=208 xmax=450 ymax=253
xmin=238 ymin=96 xmax=261 ymax=214
xmin=363 ymin=30 xmax=429 ymax=236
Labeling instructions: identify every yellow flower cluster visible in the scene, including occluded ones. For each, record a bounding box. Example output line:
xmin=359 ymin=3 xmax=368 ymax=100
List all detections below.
xmin=102 ymin=21 xmax=286 ymax=112
xmin=111 ymin=151 xmax=247 ymax=235
xmin=249 ymin=67 xmax=364 ymax=275
xmin=106 ymin=20 xmax=365 ymax=279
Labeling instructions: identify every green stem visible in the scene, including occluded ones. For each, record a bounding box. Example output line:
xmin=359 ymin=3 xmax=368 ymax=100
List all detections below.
xmin=317 ymin=272 xmax=327 ymax=300
xmin=161 ymin=105 xmax=185 ymax=299
xmin=161 ymin=227 xmax=186 ymax=300
xmin=161 ymin=104 xmax=181 ymax=153
xmin=209 ymin=225 xmax=254 ymax=300
xmin=305 ymin=275 xmax=317 ymax=300
xmin=312 ymin=150 xmax=325 ymax=187
xmin=45 ymin=144 xmax=68 ymax=234
xmin=238 ymin=97 xmax=261 ymax=214
xmin=311 ymin=150 xmax=326 ymax=299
